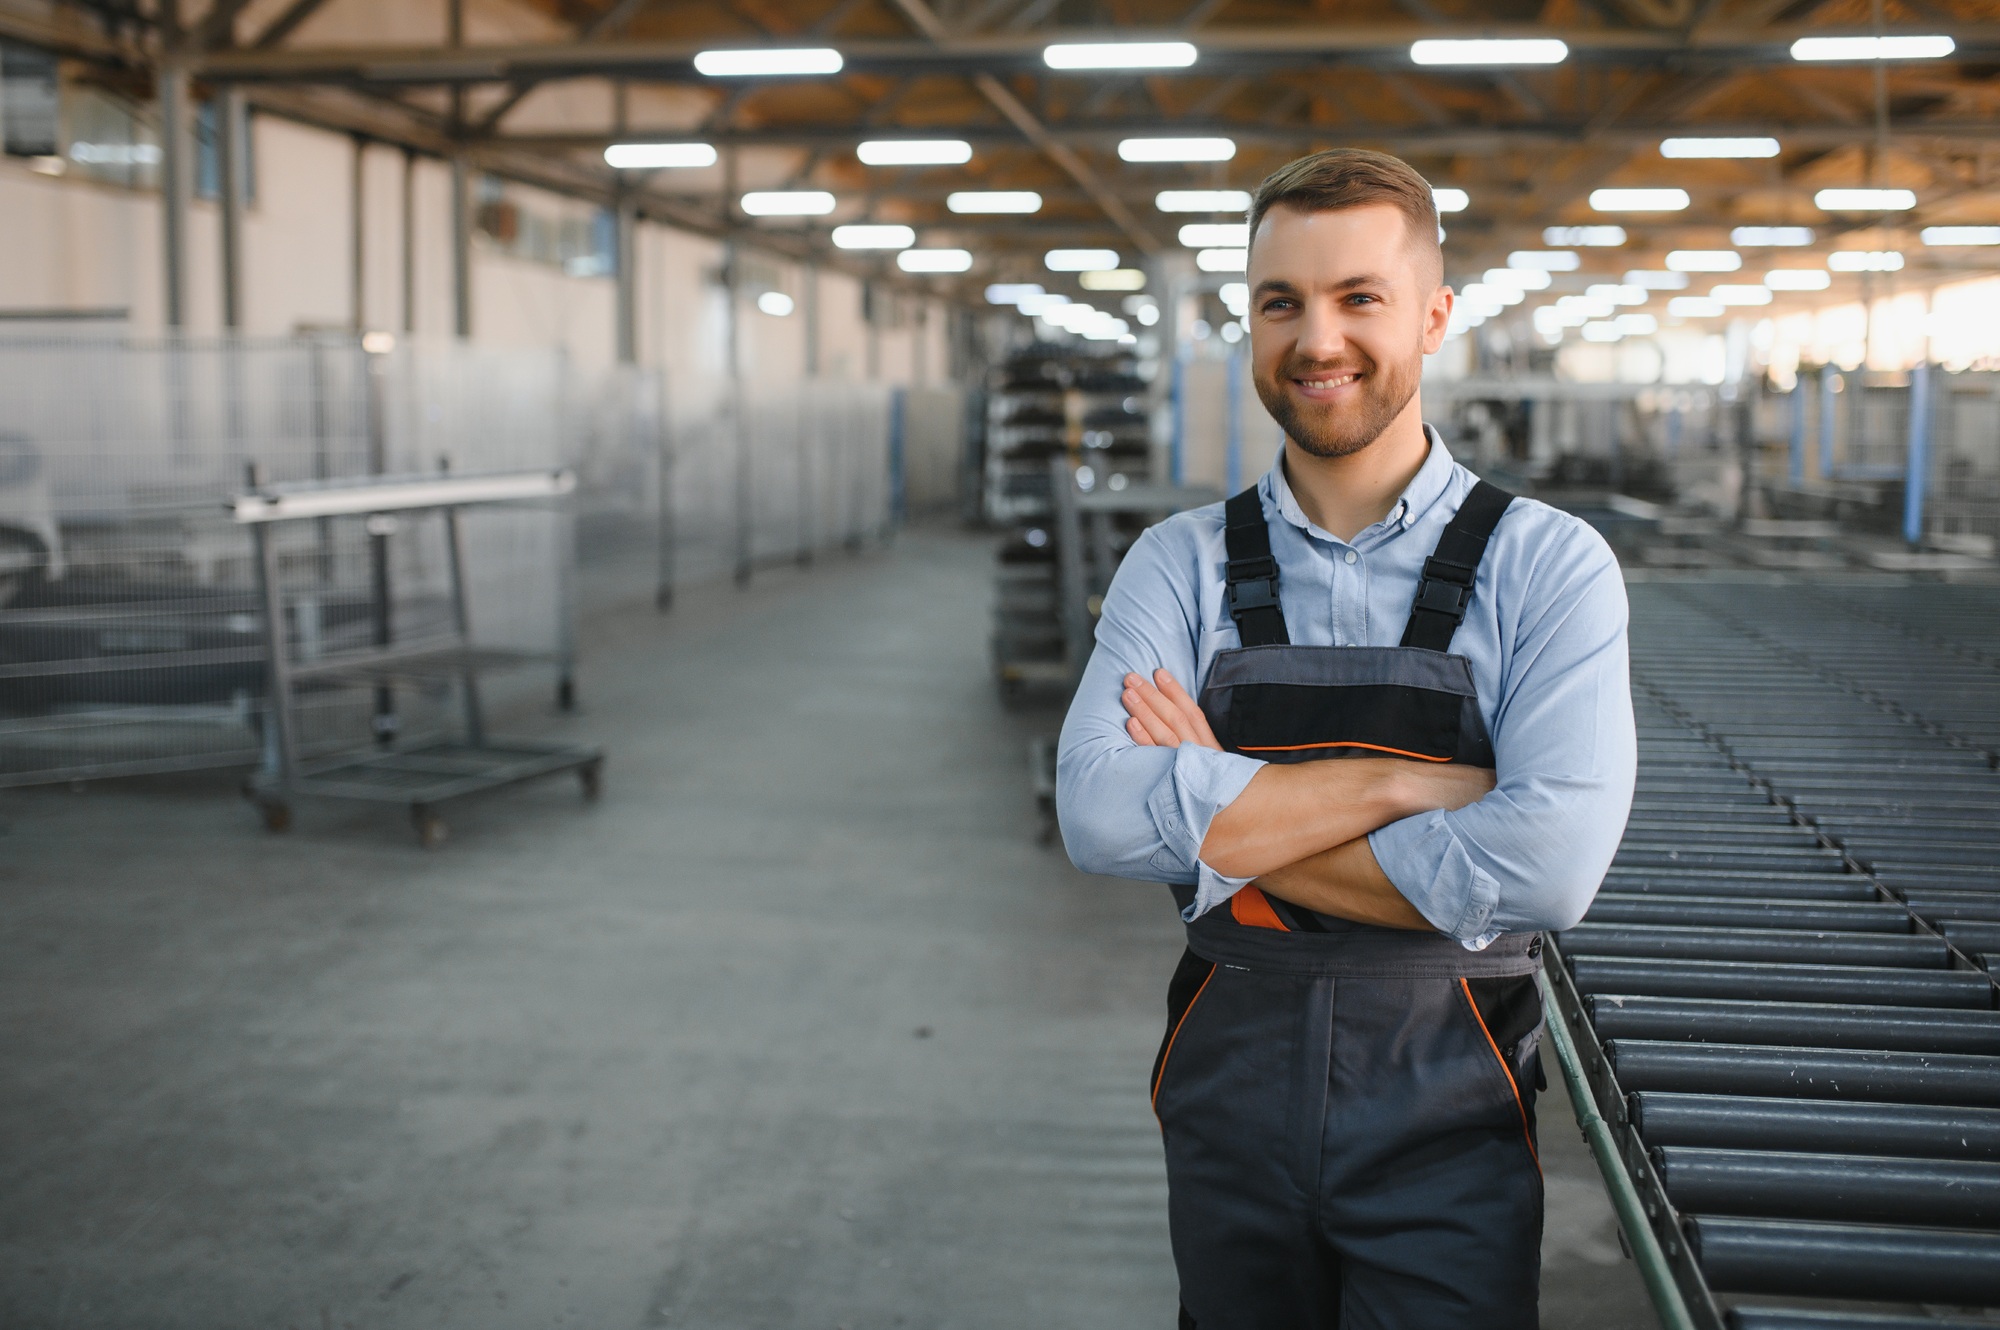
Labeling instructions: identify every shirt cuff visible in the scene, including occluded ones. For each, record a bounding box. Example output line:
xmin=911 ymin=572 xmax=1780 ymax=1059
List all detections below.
xmin=1369 ymin=811 xmax=1503 ymax=950
xmin=1144 ymin=743 xmax=1262 ymax=916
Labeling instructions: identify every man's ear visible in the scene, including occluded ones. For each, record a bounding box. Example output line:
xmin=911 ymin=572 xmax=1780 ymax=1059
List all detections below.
xmin=1421 ymin=285 xmax=1454 ymax=356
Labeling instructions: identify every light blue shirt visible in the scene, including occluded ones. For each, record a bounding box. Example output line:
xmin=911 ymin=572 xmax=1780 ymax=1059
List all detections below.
xmin=1055 ymin=431 xmax=1637 ymax=948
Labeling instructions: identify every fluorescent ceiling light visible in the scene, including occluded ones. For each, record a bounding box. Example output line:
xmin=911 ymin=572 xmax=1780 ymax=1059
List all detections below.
xmin=1410 ymin=38 xmax=1567 ymax=65
xmin=985 ymin=283 xmax=1043 ymax=305
xmin=1543 ymin=226 xmax=1626 ymax=246
xmin=1764 ymin=269 xmax=1831 ymax=290
xmin=831 ymin=224 xmax=915 ymax=250
xmin=1828 ymin=250 xmax=1905 ymax=271
xmin=694 ymin=48 xmax=843 ymax=76
xmin=1046 ymin=248 xmax=1120 ymax=272
xmin=948 ymin=191 xmax=1041 ymax=214
xmin=1590 ymin=188 xmax=1690 ymax=212
xmin=1179 ymin=222 xmax=1249 ymax=248
xmin=1791 ymin=35 xmax=1954 ymax=61
xmin=1614 ymin=313 xmax=1658 ymax=335
xmin=1485 ymin=268 xmax=1552 ymax=290
xmin=1195 ymin=248 xmax=1247 ymax=273
xmin=1081 ymin=269 xmax=1147 ymax=291
xmin=898 ymin=248 xmax=973 ymax=273
xmin=1587 ymin=283 xmax=1648 ymax=306
xmin=1462 ymin=282 xmax=1525 ymax=307
xmin=1119 ymin=137 xmax=1235 ymax=163
xmin=1732 ymin=226 xmax=1814 ymax=246
xmin=1433 ymin=188 xmax=1470 ymax=213
xmin=605 ymin=142 xmax=717 ymax=169
xmin=741 ymin=190 xmax=836 ymax=216
xmin=1667 ymin=296 xmax=1725 ymax=318
xmin=856 ymin=139 xmax=972 ymax=166
xmin=1508 ymin=250 xmax=1581 ymax=271
xmin=1661 ymin=137 xmax=1780 ymax=158
xmin=1710 ymin=284 xmax=1773 ymax=306
xmin=1815 ymin=188 xmax=1916 ymax=211
xmin=1558 ymin=294 xmax=1617 ymax=319
xmin=1923 ymin=226 xmax=2000 ymax=246
xmin=1016 ymin=292 xmax=1070 ymax=315
xmin=1666 ymin=250 xmax=1741 ymax=272
xmin=756 ymin=291 xmax=794 ymax=316
xmin=1219 ymin=282 xmax=1248 ymax=314
xmin=1626 ymin=270 xmax=1690 ymax=290
xmin=1581 ymin=321 xmax=1623 ymax=342
xmin=1044 ymin=41 xmax=1197 ymax=69
xmin=1157 ymin=189 xmax=1251 ymax=212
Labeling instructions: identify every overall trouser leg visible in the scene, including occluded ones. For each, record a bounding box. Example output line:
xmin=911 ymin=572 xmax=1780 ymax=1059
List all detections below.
xmin=1155 ymin=953 xmax=1544 ymax=1329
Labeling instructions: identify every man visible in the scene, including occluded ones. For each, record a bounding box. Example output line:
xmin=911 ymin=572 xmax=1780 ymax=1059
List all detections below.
xmin=1055 ymin=148 xmax=1636 ymax=1329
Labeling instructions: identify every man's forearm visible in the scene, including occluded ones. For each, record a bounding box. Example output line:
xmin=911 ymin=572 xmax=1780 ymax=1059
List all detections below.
xmin=1198 ymin=759 xmax=1425 ymax=880
xmin=1255 ymin=837 xmax=1432 ymax=930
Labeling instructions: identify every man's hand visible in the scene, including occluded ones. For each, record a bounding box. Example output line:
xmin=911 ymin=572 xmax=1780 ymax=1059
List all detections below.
xmin=1121 ymin=670 xmax=1221 ymax=750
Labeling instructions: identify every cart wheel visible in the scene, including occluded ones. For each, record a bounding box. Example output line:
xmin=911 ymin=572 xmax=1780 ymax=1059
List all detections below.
xmin=412 ymin=805 xmax=449 ymax=850
xmin=258 ymin=800 xmax=292 ymax=834
xmin=579 ymin=758 xmax=604 ymax=801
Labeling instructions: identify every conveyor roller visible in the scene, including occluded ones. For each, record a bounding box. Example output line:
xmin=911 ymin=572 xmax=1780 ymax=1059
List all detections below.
xmin=1654 ymin=1146 xmax=2000 ymax=1226
xmin=1630 ymin=1092 xmax=2000 ymax=1160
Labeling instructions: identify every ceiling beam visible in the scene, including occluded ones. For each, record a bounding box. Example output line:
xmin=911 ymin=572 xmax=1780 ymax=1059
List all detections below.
xmin=486 ymin=119 xmax=2000 ymax=152
xmin=191 ymin=23 xmax=2000 ymax=83
xmin=879 ymin=0 xmax=1161 ymax=254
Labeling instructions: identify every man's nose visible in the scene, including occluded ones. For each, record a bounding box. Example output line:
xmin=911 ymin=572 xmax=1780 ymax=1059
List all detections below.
xmin=1293 ymin=300 xmax=1348 ymax=363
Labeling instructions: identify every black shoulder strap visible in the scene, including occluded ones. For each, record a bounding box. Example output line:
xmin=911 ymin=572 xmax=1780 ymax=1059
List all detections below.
xmin=1222 ymin=486 xmax=1289 ymax=648
xmin=1400 ymin=480 xmax=1515 ymax=653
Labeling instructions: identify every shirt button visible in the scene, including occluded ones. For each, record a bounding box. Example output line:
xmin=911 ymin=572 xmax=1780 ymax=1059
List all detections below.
xmin=1344 ymin=550 xmax=1358 ymax=565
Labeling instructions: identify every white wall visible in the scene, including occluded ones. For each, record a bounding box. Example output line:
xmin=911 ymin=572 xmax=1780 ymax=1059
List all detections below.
xmin=0 ymin=113 xmax=959 ymax=400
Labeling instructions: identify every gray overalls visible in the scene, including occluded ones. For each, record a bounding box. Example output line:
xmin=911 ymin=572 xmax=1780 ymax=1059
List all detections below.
xmin=1154 ymin=481 xmax=1545 ymax=1330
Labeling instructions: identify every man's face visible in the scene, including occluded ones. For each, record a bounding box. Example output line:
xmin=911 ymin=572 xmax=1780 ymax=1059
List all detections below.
xmin=1246 ymin=203 xmax=1451 ymax=459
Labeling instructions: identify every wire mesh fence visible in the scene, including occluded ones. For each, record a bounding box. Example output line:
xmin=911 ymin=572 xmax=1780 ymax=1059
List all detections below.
xmin=0 ymin=333 xmax=901 ymax=789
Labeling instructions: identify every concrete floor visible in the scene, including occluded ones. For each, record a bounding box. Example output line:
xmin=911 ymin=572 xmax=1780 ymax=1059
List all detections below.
xmin=0 ymin=526 xmax=1655 ymax=1329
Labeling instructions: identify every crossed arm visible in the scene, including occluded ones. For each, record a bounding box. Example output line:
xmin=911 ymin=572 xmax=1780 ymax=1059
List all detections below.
xmin=1120 ymin=669 xmax=1495 ymax=930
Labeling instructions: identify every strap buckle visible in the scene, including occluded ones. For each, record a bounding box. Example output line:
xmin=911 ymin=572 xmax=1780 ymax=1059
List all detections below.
xmin=1412 ymin=556 xmax=1475 ymax=617
xmin=1225 ymin=556 xmax=1280 ymax=616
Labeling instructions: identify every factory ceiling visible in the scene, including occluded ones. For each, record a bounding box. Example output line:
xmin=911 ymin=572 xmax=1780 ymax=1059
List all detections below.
xmin=12 ymin=0 xmax=2000 ymax=297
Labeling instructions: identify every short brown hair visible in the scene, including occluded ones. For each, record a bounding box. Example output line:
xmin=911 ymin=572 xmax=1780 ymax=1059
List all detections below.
xmin=1247 ymin=148 xmax=1443 ymax=285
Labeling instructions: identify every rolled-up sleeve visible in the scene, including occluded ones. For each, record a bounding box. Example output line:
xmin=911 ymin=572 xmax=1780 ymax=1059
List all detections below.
xmin=1369 ymin=522 xmax=1636 ymax=946
xmin=1057 ymin=524 xmax=1264 ymax=906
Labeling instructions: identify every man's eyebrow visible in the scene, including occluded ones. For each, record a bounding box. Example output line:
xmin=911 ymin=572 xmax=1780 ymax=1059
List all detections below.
xmin=1252 ymin=273 xmax=1392 ymax=297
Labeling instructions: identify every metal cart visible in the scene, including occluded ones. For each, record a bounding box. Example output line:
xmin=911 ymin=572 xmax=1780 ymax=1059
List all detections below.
xmin=234 ymin=466 xmax=602 ymax=847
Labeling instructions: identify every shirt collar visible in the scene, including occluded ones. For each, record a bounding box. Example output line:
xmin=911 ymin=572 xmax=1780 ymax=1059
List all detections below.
xmin=1261 ymin=424 xmax=1457 ymax=543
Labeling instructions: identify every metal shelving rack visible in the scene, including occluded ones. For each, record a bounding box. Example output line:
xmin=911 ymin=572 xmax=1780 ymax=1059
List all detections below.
xmin=235 ymin=466 xmax=602 ymax=847
xmin=987 ymin=344 xmax=1157 ymax=696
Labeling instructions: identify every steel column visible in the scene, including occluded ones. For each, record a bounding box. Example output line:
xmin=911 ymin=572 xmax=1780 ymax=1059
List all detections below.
xmin=450 ymin=153 xmax=472 ymax=338
xmin=1901 ymin=359 xmax=1931 ymax=548
xmin=614 ymin=186 xmax=636 ymax=364
xmin=158 ymin=62 xmax=192 ymax=328
xmin=217 ymin=87 xmax=248 ymax=330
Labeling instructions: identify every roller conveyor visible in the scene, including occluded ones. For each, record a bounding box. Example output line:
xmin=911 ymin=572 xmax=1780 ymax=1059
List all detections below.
xmin=1545 ymin=579 xmax=2000 ymax=1328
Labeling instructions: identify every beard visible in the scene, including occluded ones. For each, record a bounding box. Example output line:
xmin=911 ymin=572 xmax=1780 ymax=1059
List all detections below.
xmin=1253 ymin=344 xmax=1423 ymax=460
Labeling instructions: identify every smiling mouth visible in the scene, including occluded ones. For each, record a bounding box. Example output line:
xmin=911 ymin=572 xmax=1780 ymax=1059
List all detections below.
xmin=1294 ymin=372 xmax=1363 ymax=390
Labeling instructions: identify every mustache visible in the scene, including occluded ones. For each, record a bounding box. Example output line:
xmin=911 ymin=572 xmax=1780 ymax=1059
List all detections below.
xmin=1276 ymin=357 xmax=1372 ymax=379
